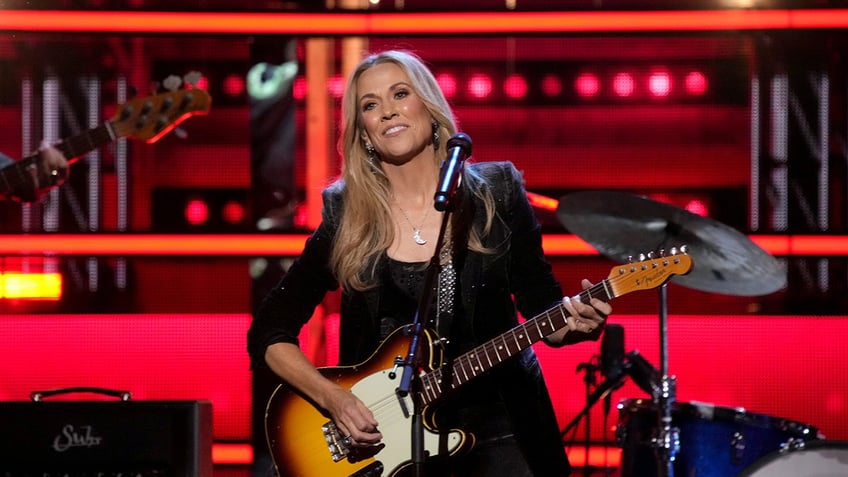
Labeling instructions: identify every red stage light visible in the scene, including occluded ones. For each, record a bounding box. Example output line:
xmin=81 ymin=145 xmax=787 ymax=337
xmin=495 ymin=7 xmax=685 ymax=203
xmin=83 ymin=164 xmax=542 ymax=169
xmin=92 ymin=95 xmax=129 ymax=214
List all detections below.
xmin=436 ymin=73 xmax=458 ymax=99
xmin=221 ymin=200 xmax=246 ymax=225
xmin=684 ymin=198 xmax=710 ymax=217
xmin=194 ymin=76 xmax=210 ymax=91
xmin=541 ymin=74 xmax=563 ymax=97
xmin=685 ymin=70 xmax=709 ymax=95
xmin=504 ymin=74 xmax=528 ymax=99
xmin=647 ymin=70 xmax=672 ymax=98
xmin=222 ymin=73 xmax=245 ymax=97
xmin=293 ymin=76 xmax=307 ymax=100
xmin=328 ymin=75 xmax=345 ymax=99
xmin=467 ymin=73 xmax=494 ymax=99
xmin=575 ymin=72 xmax=600 ymax=98
xmin=612 ymin=72 xmax=635 ymax=97
xmin=185 ymin=198 xmax=210 ymax=225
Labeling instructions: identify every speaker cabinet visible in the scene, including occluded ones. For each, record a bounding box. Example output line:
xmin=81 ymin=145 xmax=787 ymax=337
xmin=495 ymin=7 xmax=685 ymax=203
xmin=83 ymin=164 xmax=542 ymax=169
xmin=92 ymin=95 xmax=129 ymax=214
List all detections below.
xmin=0 ymin=400 xmax=213 ymax=477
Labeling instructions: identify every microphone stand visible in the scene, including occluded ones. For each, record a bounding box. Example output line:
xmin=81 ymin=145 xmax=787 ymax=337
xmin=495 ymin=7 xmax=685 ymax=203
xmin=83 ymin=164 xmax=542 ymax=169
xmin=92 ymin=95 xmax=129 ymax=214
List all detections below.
xmin=575 ymin=359 xmax=598 ymax=477
xmin=654 ymin=283 xmax=679 ymax=477
xmin=560 ymin=370 xmax=626 ymax=439
xmin=396 ymin=194 xmax=454 ymax=477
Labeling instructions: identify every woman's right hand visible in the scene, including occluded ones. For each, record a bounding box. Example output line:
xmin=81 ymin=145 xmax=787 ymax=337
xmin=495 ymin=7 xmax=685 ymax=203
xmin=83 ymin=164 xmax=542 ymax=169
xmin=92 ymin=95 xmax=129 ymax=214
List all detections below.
xmin=323 ymin=385 xmax=383 ymax=445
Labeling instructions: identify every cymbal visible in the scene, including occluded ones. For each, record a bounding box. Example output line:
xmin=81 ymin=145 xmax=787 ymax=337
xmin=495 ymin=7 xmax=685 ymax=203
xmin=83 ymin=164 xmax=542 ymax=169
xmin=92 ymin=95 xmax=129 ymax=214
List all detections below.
xmin=557 ymin=191 xmax=786 ymax=296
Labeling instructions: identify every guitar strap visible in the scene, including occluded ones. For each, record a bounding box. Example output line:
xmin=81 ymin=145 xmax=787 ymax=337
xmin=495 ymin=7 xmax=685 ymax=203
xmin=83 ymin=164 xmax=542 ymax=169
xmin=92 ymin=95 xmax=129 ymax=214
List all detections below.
xmin=434 ymin=253 xmax=456 ymax=339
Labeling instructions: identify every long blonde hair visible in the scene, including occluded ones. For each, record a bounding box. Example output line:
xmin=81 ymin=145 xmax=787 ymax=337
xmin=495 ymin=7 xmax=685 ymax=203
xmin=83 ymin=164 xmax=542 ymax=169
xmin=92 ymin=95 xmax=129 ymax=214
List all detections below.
xmin=331 ymin=50 xmax=495 ymax=292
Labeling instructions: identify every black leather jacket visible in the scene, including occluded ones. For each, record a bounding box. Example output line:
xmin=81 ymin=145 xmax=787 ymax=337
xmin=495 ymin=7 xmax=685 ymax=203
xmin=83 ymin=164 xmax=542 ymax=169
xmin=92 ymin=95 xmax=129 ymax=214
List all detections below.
xmin=249 ymin=161 xmax=571 ymax=476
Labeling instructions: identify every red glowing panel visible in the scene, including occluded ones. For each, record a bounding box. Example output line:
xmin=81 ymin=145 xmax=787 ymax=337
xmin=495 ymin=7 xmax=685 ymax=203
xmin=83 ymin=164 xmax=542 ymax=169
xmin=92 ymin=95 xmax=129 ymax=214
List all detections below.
xmin=685 ymin=70 xmax=709 ymax=95
xmin=647 ymin=70 xmax=672 ymax=97
xmin=467 ymin=73 xmax=493 ymax=99
xmin=612 ymin=72 xmax=635 ymax=97
xmin=0 ymin=314 xmax=252 ymax=440
xmin=535 ymin=314 xmax=848 ymax=443
xmin=436 ymin=73 xmax=458 ymax=99
xmin=541 ymin=74 xmax=563 ymax=97
xmin=222 ymin=73 xmax=245 ymax=97
xmin=575 ymin=72 xmax=600 ymax=98
xmin=504 ymin=74 xmax=528 ymax=99
xmin=184 ymin=198 xmax=209 ymax=225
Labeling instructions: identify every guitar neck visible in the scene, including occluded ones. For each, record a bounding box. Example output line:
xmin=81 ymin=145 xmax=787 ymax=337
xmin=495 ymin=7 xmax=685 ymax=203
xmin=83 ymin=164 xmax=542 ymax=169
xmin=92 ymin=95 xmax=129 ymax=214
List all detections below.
xmin=418 ymin=279 xmax=614 ymax=406
xmin=0 ymin=121 xmax=116 ymax=197
xmin=54 ymin=121 xmax=117 ymax=164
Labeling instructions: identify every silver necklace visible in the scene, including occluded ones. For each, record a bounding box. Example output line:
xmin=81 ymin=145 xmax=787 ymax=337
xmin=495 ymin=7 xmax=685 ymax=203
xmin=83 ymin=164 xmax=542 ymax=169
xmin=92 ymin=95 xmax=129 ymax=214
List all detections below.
xmin=395 ymin=203 xmax=431 ymax=245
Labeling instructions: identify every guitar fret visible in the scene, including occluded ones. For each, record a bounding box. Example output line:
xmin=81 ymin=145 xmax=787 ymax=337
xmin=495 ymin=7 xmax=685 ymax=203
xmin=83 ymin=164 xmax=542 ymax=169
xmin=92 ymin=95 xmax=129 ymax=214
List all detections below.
xmin=558 ymin=303 xmax=570 ymax=325
xmin=482 ymin=344 xmax=494 ymax=369
xmin=472 ymin=351 xmax=484 ymax=374
xmin=511 ymin=330 xmax=521 ymax=351
xmin=601 ymin=279 xmax=612 ymax=300
xmin=502 ymin=335 xmax=513 ymax=357
xmin=458 ymin=359 xmax=470 ymax=383
xmin=493 ymin=339 xmax=503 ymax=361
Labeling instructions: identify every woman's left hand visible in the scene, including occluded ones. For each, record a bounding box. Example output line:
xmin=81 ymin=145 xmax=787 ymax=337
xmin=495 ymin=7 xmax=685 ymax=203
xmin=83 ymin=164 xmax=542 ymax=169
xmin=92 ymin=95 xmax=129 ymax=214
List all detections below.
xmin=545 ymin=279 xmax=612 ymax=346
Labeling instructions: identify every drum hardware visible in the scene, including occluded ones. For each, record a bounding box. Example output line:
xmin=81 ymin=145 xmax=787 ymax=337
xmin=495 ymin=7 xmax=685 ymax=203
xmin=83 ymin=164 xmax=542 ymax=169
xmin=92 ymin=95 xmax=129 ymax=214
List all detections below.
xmin=557 ymin=190 xmax=787 ymax=477
xmin=616 ymin=399 xmax=821 ymax=477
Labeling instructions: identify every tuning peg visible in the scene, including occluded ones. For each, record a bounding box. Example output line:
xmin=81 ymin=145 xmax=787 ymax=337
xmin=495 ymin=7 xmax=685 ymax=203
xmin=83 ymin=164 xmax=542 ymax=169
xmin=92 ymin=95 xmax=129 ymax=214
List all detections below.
xmin=183 ymin=71 xmax=203 ymax=89
xmin=162 ymin=75 xmax=183 ymax=92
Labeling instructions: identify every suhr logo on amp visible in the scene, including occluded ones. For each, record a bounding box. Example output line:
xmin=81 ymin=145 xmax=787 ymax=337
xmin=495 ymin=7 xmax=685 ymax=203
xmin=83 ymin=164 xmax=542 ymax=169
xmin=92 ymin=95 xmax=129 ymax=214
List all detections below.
xmin=52 ymin=424 xmax=104 ymax=452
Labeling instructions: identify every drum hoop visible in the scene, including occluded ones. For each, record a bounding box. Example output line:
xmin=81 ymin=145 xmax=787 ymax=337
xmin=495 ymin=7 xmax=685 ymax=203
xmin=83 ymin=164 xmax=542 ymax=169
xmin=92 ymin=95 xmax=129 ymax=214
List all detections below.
xmin=737 ymin=440 xmax=848 ymax=477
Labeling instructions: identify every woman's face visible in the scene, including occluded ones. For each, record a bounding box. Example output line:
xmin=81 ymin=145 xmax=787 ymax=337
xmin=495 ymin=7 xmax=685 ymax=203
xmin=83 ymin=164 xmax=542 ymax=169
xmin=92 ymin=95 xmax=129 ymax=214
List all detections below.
xmin=357 ymin=62 xmax=432 ymax=165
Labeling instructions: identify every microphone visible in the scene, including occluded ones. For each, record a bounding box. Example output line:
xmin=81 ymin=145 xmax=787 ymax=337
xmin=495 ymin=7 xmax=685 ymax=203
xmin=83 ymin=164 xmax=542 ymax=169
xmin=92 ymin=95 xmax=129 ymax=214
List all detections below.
xmin=434 ymin=132 xmax=472 ymax=212
xmin=625 ymin=350 xmax=660 ymax=397
xmin=600 ymin=324 xmax=625 ymax=416
xmin=600 ymin=323 xmax=625 ymax=380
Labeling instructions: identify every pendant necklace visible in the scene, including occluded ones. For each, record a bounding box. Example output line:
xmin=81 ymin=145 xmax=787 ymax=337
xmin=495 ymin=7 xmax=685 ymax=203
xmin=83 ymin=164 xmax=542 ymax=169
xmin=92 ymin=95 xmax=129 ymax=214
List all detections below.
xmin=395 ymin=203 xmax=432 ymax=246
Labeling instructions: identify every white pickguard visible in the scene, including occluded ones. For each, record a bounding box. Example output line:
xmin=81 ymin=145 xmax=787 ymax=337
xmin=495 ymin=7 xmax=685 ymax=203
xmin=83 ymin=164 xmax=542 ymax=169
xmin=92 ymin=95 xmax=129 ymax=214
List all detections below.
xmin=350 ymin=368 xmax=463 ymax=474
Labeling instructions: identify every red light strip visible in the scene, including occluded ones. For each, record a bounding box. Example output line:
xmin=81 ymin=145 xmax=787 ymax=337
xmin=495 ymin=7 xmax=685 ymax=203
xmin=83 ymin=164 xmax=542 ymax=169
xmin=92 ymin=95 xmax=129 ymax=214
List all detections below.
xmin=5 ymin=233 xmax=848 ymax=256
xmin=212 ymin=442 xmax=253 ymax=465
xmin=207 ymin=442 xmax=618 ymax=466
xmin=1 ymin=9 xmax=848 ymax=34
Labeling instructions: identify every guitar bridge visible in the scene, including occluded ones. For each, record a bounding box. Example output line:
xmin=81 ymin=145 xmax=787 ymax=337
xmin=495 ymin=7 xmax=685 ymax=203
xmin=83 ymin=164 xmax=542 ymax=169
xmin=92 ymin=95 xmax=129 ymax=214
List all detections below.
xmin=322 ymin=421 xmax=351 ymax=462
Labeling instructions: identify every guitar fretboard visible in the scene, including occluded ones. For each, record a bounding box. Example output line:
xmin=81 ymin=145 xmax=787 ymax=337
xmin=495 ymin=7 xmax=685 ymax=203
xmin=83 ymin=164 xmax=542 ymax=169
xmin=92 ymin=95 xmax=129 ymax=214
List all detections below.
xmin=418 ymin=279 xmax=614 ymax=406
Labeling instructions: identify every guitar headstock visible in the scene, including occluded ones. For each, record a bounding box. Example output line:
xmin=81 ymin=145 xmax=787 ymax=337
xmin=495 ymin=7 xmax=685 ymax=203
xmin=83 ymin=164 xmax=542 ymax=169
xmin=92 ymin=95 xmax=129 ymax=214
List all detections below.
xmin=109 ymin=88 xmax=212 ymax=143
xmin=606 ymin=248 xmax=693 ymax=297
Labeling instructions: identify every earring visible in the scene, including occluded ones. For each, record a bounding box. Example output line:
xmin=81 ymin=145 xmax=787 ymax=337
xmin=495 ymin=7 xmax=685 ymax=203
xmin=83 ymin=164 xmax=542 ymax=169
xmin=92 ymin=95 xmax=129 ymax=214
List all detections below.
xmin=365 ymin=143 xmax=378 ymax=164
xmin=432 ymin=121 xmax=440 ymax=151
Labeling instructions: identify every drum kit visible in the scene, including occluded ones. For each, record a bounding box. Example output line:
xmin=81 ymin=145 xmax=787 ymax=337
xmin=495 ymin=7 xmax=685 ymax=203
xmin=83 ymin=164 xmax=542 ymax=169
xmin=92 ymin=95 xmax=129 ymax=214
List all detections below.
xmin=556 ymin=191 xmax=848 ymax=477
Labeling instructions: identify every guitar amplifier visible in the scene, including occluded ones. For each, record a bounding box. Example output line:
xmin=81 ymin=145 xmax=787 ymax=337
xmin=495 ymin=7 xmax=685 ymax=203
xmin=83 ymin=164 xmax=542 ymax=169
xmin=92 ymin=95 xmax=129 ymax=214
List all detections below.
xmin=0 ymin=400 xmax=213 ymax=477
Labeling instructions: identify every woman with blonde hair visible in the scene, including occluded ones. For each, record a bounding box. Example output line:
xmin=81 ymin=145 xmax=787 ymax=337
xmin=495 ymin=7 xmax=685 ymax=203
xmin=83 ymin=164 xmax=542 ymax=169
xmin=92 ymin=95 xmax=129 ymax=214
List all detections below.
xmin=249 ymin=49 xmax=610 ymax=476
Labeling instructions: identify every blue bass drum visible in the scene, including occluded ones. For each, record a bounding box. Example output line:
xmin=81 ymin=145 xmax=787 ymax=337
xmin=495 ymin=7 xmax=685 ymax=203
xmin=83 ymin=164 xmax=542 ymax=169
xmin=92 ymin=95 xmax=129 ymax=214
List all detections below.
xmin=616 ymin=398 xmax=820 ymax=477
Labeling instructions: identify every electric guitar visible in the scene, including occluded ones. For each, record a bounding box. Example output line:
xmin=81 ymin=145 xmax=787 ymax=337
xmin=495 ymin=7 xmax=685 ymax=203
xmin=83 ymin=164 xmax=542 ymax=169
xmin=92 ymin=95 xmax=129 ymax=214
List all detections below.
xmin=265 ymin=251 xmax=693 ymax=477
xmin=0 ymin=87 xmax=211 ymax=198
